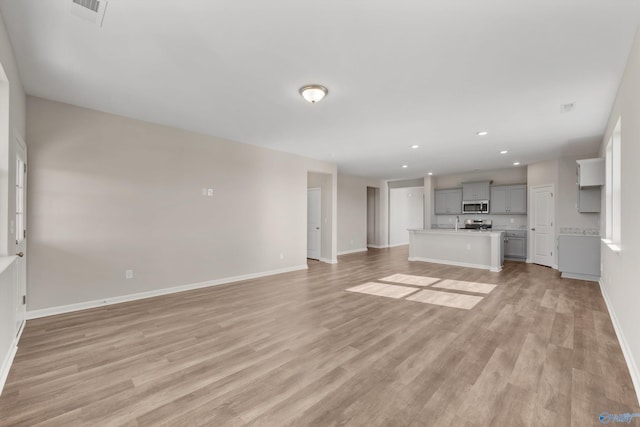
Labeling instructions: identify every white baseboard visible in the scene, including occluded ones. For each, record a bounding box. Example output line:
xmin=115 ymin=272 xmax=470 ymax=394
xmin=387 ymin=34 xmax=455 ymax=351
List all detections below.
xmin=337 ymin=248 xmax=368 ymax=256
xmin=387 ymin=243 xmax=409 ymax=248
xmin=408 ymin=256 xmax=502 ymax=273
xmin=561 ymin=272 xmax=600 ymax=282
xmin=599 ymin=279 xmax=640 ymax=407
xmin=26 ymin=264 xmax=309 ymax=320
xmin=0 ymin=321 xmax=25 ymax=396
xmin=319 ymin=258 xmax=338 ymax=264
xmin=367 ymin=244 xmax=389 ymax=249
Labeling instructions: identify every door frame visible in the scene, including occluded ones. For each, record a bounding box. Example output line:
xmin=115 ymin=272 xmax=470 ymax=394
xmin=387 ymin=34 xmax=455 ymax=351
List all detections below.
xmin=307 ymin=187 xmax=322 ymax=260
xmin=14 ymin=134 xmax=27 ymax=334
xmin=528 ymin=184 xmax=556 ymax=268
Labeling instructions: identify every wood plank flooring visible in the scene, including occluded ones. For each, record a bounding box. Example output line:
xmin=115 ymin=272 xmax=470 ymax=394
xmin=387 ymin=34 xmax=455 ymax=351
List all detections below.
xmin=1 ymin=246 xmax=638 ymax=426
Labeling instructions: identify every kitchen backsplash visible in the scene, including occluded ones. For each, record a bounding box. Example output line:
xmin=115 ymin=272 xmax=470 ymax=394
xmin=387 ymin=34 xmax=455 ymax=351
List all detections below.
xmin=433 ymin=214 xmax=528 ymax=230
xmin=559 ymin=227 xmax=600 ymax=236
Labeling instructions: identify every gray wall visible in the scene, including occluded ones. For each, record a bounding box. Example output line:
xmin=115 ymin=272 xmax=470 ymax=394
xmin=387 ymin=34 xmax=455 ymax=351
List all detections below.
xmin=337 ymin=174 xmax=387 ymax=253
xmin=599 ymin=27 xmax=640 ymax=402
xmin=0 ymin=12 xmax=26 ymax=256
xmin=26 ymin=96 xmax=336 ymax=311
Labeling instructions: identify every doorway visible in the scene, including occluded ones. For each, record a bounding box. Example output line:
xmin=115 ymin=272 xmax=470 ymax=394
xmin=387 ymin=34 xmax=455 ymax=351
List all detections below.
xmin=530 ymin=184 xmax=555 ymax=268
xmin=307 ymin=188 xmax=321 ymax=260
xmin=367 ymin=187 xmax=380 ymax=248
xmin=389 ymin=187 xmax=424 ymax=247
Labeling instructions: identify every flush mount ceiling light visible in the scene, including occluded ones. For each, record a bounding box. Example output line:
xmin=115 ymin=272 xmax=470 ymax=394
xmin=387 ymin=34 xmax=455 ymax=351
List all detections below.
xmin=410 ymin=144 xmax=420 ymax=149
xmin=427 ymin=172 xmax=433 ymax=176
xmin=500 ymin=150 xmax=508 ymax=154
xmin=402 ymin=164 xmax=408 ymax=168
xmin=299 ymin=85 xmax=328 ymax=103
xmin=477 ymin=131 xmax=489 ymax=136
xmin=513 ymin=162 xmax=521 ymax=166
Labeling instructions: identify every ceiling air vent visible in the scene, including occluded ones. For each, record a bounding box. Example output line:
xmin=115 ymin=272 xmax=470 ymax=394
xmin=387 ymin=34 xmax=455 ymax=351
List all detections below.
xmin=73 ymin=0 xmax=99 ymax=12
xmin=70 ymin=0 xmax=108 ymax=27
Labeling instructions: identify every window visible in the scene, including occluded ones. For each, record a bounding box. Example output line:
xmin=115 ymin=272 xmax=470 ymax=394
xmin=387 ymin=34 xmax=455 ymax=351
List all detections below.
xmin=604 ymin=117 xmax=621 ymax=251
xmin=15 ymin=157 xmax=25 ymax=244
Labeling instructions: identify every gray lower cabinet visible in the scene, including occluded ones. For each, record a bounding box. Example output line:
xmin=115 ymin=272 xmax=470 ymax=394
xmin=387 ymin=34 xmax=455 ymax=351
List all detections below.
xmin=558 ymin=235 xmax=601 ymax=281
xmin=434 ymin=188 xmax=462 ymax=215
xmin=502 ymin=230 xmax=526 ymax=259
xmin=490 ymin=184 xmax=527 ymax=214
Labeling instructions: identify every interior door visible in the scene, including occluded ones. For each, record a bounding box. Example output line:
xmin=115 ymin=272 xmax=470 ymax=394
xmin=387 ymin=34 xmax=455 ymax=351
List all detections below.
xmin=307 ymin=188 xmax=321 ymax=260
xmin=531 ymin=185 xmax=554 ymax=267
xmin=14 ymin=136 xmax=27 ymax=333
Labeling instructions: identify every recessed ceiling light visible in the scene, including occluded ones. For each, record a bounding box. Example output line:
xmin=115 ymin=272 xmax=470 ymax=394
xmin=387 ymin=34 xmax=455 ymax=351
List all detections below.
xmin=410 ymin=145 xmax=420 ymax=149
xmin=500 ymin=150 xmax=508 ymax=154
xmin=427 ymin=172 xmax=433 ymax=176
xmin=477 ymin=131 xmax=488 ymax=136
xmin=402 ymin=165 xmax=408 ymax=168
xmin=299 ymin=84 xmax=328 ymax=103
xmin=513 ymin=162 xmax=520 ymax=166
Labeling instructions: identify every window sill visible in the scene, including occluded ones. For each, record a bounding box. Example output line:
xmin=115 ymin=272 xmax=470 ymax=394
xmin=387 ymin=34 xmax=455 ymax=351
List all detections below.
xmin=602 ymin=239 xmax=622 ymax=253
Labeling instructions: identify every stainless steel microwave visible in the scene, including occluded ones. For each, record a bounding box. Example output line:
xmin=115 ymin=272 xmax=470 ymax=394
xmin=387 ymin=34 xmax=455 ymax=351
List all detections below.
xmin=462 ymin=200 xmax=489 ymax=214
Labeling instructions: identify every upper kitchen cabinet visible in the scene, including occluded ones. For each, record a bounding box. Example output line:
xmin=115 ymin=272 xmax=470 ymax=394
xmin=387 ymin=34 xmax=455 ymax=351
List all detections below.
xmin=462 ymin=182 xmax=490 ymax=201
xmin=490 ymin=184 xmax=527 ymax=214
xmin=577 ymin=158 xmax=605 ymax=187
xmin=434 ymin=188 xmax=462 ymax=215
xmin=576 ymin=158 xmax=604 ymax=212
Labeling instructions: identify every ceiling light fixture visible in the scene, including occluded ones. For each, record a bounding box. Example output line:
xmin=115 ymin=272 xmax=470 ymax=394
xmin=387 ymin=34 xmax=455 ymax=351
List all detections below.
xmin=513 ymin=162 xmax=521 ymax=166
xmin=477 ymin=131 xmax=488 ymax=136
xmin=427 ymin=172 xmax=433 ymax=176
xmin=500 ymin=150 xmax=508 ymax=154
xmin=410 ymin=144 xmax=420 ymax=149
xmin=402 ymin=165 xmax=408 ymax=168
xmin=299 ymin=84 xmax=328 ymax=103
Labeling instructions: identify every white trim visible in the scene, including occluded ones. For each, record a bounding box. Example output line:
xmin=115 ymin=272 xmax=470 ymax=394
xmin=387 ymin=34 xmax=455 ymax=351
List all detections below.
xmin=408 ymin=256 xmax=502 ymax=272
xmin=337 ymin=248 xmax=368 ymax=256
xmin=387 ymin=243 xmax=409 ymax=248
xmin=26 ymin=264 xmax=308 ymax=320
xmin=367 ymin=244 xmax=389 ymax=249
xmin=599 ymin=280 xmax=640 ymax=406
xmin=319 ymin=258 xmax=338 ymax=264
xmin=560 ymin=272 xmax=600 ymax=282
xmin=0 ymin=321 xmax=25 ymax=396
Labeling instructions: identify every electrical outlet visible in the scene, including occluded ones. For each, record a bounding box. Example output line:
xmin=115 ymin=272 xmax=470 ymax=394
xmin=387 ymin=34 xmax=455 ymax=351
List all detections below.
xmin=510 ymin=218 xmax=515 ymax=223
xmin=202 ymin=188 xmax=207 ymax=196
xmin=279 ymin=253 xmax=284 ymax=260
xmin=125 ymin=269 xmax=134 ymax=279
xmin=207 ymin=188 xmax=214 ymax=196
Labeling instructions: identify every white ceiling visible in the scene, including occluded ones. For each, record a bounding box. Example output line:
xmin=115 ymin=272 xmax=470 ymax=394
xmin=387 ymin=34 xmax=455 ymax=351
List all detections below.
xmin=1 ymin=0 xmax=639 ymax=179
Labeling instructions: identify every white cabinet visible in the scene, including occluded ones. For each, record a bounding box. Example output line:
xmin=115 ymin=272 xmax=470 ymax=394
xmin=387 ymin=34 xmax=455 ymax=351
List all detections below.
xmin=577 ymin=158 xmax=605 ymax=187
xmin=462 ymin=182 xmax=490 ymax=201
xmin=490 ymin=185 xmax=527 ymax=214
xmin=434 ymin=188 xmax=462 ymax=215
xmin=558 ymin=235 xmax=600 ymax=281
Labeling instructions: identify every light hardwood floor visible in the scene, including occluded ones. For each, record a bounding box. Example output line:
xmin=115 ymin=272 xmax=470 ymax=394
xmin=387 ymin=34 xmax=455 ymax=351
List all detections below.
xmin=1 ymin=246 xmax=638 ymax=426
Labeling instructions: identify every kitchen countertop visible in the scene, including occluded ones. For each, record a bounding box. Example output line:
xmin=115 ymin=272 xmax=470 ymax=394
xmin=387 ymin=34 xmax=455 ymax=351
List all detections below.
xmin=409 ymin=229 xmax=504 ymax=237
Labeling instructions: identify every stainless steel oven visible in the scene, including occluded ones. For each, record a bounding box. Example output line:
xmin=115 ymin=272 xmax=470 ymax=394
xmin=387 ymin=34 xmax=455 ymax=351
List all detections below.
xmin=462 ymin=200 xmax=489 ymax=214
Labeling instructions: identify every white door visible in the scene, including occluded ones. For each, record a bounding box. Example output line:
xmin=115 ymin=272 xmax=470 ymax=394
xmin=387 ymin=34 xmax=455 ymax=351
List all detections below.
xmin=307 ymin=188 xmax=321 ymax=260
xmin=530 ymin=185 xmax=554 ymax=267
xmin=14 ymin=136 xmax=27 ymax=333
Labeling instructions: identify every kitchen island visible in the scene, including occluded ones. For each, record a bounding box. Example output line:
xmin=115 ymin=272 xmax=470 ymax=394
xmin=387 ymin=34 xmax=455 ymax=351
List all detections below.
xmin=408 ymin=229 xmax=505 ymax=272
